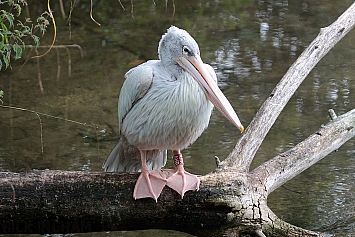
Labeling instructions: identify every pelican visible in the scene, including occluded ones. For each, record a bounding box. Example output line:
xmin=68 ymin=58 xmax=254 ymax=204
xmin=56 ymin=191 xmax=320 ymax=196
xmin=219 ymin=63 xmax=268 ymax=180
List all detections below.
xmin=103 ymin=26 xmax=244 ymax=201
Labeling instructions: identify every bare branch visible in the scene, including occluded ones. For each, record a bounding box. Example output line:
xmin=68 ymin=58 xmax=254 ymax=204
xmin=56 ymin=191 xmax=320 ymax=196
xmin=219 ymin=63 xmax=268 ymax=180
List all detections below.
xmin=220 ymin=2 xmax=355 ymax=172
xmin=252 ymin=108 xmax=355 ymax=194
xmin=89 ymin=0 xmax=101 ymax=25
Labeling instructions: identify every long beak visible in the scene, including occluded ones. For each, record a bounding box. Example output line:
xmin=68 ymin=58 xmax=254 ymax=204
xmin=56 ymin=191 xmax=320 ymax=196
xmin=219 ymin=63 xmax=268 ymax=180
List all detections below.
xmin=177 ymin=55 xmax=244 ymax=133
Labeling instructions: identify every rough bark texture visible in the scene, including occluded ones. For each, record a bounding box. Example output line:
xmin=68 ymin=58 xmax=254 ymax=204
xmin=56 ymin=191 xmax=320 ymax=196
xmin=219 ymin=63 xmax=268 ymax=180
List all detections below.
xmin=252 ymin=109 xmax=355 ymax=194
xmin=1 ymin=2 xmax=355 ymax=237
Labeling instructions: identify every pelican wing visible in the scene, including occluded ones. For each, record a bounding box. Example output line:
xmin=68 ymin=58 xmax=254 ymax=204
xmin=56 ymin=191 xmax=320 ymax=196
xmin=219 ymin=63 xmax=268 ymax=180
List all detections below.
xmin=104 ymin=64 xmax=167 ymax=172
xmin=118 ymin=65 xmax=153 ymax=132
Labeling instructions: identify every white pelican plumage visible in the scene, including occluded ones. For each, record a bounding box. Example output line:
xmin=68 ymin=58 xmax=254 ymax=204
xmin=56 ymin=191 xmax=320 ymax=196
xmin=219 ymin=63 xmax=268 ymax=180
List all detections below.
xmin=103 ymin=26 xmax=244 ymax=201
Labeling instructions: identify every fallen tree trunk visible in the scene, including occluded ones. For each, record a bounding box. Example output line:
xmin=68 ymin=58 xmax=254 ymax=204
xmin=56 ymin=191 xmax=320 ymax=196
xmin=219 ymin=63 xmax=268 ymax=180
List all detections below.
xmin=1 ymin=113 xmax=354 ymax=237
xmin=1 ymin=2 xmax=355 ymax=237
xmin=0 ymin=108 xmax=354 ymax=236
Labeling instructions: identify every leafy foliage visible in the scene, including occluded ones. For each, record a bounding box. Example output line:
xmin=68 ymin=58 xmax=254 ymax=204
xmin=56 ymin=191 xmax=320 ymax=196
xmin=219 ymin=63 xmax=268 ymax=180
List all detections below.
xmin=0 ymin=0 xmax=50 ymax=70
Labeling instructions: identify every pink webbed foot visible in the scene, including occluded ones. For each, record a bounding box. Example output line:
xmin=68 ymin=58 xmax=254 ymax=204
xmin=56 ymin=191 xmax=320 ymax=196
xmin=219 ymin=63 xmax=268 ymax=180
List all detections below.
xmin=133 ymin=169 xmax=168 ymax=201
xmin=166 ymin=153 xmax=200 ymax=198
xmin=133 ymin=150 xmax=170 ymax=201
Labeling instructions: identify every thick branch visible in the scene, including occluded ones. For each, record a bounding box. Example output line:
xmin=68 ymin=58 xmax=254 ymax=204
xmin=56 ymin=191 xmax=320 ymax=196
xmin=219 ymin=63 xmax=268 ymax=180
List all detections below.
xmin=251 ymin=109 xmax=355 ymax=194
xmin=0 ymin=170 xmax=262 ymax=236
xmin=0 ymin=170 xmax=323 ymax=237
xmin=220 ymin=2 xmax=355 ymax=172
xmin=0 ymin=170 xmax=231 ymax=236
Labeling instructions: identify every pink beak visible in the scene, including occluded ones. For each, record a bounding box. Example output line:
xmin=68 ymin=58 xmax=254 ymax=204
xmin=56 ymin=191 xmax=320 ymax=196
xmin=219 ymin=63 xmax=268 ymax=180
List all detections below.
xmin=178 ymin=55 xmax=244 ymax=133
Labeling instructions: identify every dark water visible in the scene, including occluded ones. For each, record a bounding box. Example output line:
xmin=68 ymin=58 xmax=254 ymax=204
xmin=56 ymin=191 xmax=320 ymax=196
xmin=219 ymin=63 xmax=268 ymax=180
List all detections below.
xmin=1 ymin=0 xmax=355 ymax=236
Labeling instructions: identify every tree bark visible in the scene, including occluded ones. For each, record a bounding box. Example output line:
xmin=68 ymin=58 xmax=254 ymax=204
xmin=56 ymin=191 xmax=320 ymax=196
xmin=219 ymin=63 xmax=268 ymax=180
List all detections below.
xmin=1 ymin=2 xmax=355 ymax=237
xmin=252 ymin=108 xmax=355 ymax=194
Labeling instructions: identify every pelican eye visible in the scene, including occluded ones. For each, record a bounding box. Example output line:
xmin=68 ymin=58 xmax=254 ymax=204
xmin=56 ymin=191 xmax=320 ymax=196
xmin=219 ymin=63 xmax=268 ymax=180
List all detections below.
xmin=182 ymin=46 xmax=193 ymax=56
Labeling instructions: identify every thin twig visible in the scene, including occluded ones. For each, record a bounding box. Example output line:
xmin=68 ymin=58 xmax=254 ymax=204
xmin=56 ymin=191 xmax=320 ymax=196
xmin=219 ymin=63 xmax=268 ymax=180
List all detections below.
xmin=68 ymin=0 xmax=76 ymax=24
xmin=328 ymin=109 xmax=338 ymax=120
xmin=0 ymin=105 xmax=99 ymax=129
xmin=118 ymin=0 xmax=125 ymax=10
xmin=24 ymin=44 xmax=83 ymax=57
xmin=65 ymin=47 xmax=72 ymax=77
xmin=90 ymin=0 xmax=101 ymax=26
xmin=67 ymin=0 xmax=77 ymax=39
xmin=165 ymin=0 xmax=175 ymax=16
xmin=172 ymin=0 xmax=175 ymax=17
xmin=32 ymin=0 xmax=57 ymax=59
xmin=19 ymin=45 xmax=83 ymax=74
xmin=55 ymin=47 xmax=61 ymax=80
xmin=18 ymin=47 xmax=34 ymax=72
xmin=214 ymin=156 xmax=221 ymax=167
xmin=1 ymin=105 xmax=101 ymax=160
xmin=35 ymin=113 xmax=44 ymax=155
xmin=34 ymin=48 xmax=44 ymax=94
xmin=131 ymin=0 xmax=134 ymax=19
xmin=59 ymin=0 xmax=66 ymax=19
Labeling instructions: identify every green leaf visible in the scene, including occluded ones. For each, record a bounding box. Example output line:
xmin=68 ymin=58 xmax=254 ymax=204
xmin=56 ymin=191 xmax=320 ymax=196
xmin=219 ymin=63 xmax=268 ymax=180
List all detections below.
xmin=4 ymin=12 xmax=14 ymax=29
xmin=32 ymin=34 xmax=40 ymax=47
xmin=2 ymin=30 xmax=12 ymax=35
xmin=17 ymin=20 xmax=30 ymax=34
xmin=1 ymin=21 xmax=8 ymax=31
xmin=0 ymin=1 xmax=46 ymax=69
xmin=13 ymin=44 xmax=22 ymax=59
xmin=13 ymin=4 xmax=22 ymax=17
xmin=0 ymin=90 xmax=3 ymax=104
xmin=3 ymin=44 xmax=10 ymax=51
xmin=2 ymin=50 xmax=9 ymax=69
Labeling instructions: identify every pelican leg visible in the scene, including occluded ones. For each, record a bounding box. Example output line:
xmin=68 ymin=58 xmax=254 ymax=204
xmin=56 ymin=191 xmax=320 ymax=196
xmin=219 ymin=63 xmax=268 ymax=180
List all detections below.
xmin=133 ymin=150 xmax=168 ymax=201
xmin=166 ymin=150 xmax=200 ymax=198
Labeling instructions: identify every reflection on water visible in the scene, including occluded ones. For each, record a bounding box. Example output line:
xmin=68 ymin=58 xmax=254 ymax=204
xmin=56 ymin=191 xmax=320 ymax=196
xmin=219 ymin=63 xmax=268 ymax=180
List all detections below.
xmin=1 ymin=0 xmax=355 ymax=236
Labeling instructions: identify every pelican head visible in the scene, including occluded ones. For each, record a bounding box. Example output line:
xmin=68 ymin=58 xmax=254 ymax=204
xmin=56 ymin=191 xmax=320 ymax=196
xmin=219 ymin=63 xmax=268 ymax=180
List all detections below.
xmin=158 ymin=26 xmax=244 ymax=133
